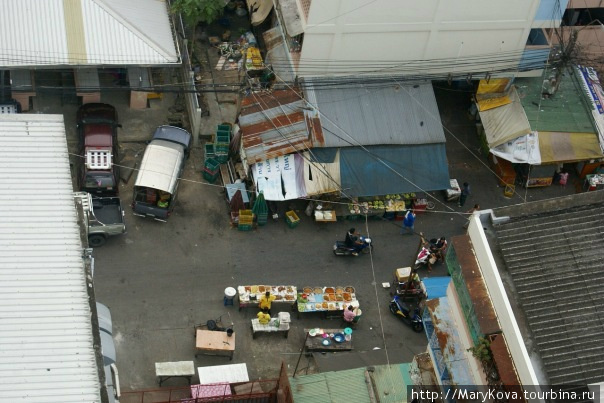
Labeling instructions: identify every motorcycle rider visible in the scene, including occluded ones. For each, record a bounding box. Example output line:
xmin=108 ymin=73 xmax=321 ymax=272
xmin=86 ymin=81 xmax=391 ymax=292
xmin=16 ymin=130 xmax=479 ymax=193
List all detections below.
xmin=345 ymin=228 xmax=364 ymax=256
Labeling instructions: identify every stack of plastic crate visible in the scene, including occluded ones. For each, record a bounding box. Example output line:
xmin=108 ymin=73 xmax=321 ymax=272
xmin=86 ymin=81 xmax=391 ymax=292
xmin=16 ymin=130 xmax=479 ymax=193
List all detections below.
xmin=203 ymin=157 xmax=220 ymax=183
xmin=285 ymin=210 xmax=300 ymax=229
xmin=214 ymin=124 xmax=231 ymax=163
xmin=238 ymin=209 xmax=253 ymax=231
xmin=252 ymin=191 xmax=268 ymax=226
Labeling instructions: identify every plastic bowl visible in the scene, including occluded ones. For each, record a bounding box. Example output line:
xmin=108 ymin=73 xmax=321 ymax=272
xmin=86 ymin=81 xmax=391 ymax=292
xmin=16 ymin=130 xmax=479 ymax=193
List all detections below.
xmin=344 ymin=327 xmax=353 ymax=335
xmin=333 ymin=333 xmax=345 ymax=343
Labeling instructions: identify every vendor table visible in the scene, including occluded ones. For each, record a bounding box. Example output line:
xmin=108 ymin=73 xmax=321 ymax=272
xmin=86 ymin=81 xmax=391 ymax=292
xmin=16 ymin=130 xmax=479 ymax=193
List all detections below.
xmin=237 ymin=285 xmax=297 ymax=311
xmin=197 ymin=363 xmax=249 ymax=384
xmin=195 ymin=329 xmax=235 ymax=360
xmin=304 ymin=329 xmax=353 ymax=352
xmin=585 ymin=174 xmax=604 ymax=191
xmin=314 ymin=210 xmax=337 ymax=222
xmin=251 ymin=318 xmax=290 ymax=339
xmin=296 ymin=286 xmax=358 ymax=319
xmin=155 ymin=361 xmax=195 ymax=386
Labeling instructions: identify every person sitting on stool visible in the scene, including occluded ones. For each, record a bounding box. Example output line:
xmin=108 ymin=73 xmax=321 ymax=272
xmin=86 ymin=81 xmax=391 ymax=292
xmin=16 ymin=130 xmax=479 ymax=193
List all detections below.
xmin=343 ymin=305 xmax=356 ymax=324
xmin=257 ymin=309 xmax=270 ymax=325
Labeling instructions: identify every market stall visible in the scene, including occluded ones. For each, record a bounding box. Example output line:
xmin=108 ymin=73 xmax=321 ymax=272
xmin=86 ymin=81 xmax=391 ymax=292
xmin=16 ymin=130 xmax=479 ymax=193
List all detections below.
xmin=295 ymin=286 xmax=358 ymax=319
xmin=584 ymin=173 xmax=604 ymax=191
xmin=237 ymin=285 xmax=297 ymax=311
xmin=304 ymin=328 xmax=353 ymax=352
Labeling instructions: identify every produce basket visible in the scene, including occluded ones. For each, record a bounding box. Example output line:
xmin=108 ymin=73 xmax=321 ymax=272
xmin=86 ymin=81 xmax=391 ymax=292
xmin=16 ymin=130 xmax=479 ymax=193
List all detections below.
xmin=239 ymin=210 xmax=254 ymax=225
xmin=285 ymin=210 xmax=300 ymax=228
xmin=217 ymin=124 xmax=232 ymax=134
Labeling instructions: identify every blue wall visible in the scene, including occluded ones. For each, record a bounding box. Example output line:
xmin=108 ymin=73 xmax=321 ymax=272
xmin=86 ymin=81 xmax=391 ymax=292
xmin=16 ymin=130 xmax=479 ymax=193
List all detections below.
xmin=519 ymin=48 xmax=550 ymax=72
xmin=535 ymin=0 xmax=569 ymax=22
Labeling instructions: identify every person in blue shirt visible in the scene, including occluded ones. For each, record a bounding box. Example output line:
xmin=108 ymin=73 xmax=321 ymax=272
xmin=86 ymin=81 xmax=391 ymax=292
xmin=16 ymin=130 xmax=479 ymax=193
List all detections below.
xmin=401 ymin=211 xmax=416 ymax=235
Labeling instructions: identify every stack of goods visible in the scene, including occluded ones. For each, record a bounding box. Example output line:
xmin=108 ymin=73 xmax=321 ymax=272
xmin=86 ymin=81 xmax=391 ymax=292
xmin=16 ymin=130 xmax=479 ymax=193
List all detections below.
xmin=285 ymin=210 xmax=300 ymax=228
xmin=214 ymin=124 xmax=231 ymax=163
xmin=202 ymin=157 xmax=221 ymax=183
xmin=252 ymin=191 xmax=268 ymax=226
xmin=238 ymin=209 xmax=253 ymax=231
xmin=237 ymin=285 xmax=297 ymax=303
xmin=297 ymin=286 xmax=357 ymax=312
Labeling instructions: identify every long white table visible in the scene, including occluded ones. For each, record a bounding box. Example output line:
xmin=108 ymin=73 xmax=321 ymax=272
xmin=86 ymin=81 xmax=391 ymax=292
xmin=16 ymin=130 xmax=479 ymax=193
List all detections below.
xmin=197 ymin=363 xmax=249 ymax=384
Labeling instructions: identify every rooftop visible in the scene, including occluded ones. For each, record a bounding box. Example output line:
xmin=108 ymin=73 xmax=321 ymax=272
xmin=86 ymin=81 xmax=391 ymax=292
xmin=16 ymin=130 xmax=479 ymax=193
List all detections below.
xmin=0 ymin=114 xmax=100 ymax=401
xmin=0 ymin=0 xmax=178 ymax=67
xmin=304 ymin=78 xmax=446 ymax=147
xmin=515 ymin=67 xmax=597 ymax=134
xmin=491 ymin=192 xmax=604 ymax=385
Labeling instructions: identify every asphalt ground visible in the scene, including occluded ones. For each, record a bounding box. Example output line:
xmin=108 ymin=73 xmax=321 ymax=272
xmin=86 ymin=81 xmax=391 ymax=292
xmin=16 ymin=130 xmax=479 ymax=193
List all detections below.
xmin=32 ymin=70 xmax=579 ymax=392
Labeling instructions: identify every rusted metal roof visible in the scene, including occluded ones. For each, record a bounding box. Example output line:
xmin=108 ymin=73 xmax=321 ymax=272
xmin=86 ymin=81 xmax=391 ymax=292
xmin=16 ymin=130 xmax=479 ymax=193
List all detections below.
xmin=239 ymin=88 xmax=323 ymax=164
xmin=490 ymin=333 xmax=523 ymax=391
xmin=425 ymin=297 xmax=475 ymax=385
xmin=452 ymin=234 xmax=501 ymax=336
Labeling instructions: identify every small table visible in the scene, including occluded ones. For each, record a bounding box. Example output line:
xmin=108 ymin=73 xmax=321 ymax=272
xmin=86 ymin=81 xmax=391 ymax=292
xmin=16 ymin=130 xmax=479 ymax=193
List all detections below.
xmin=195 ymin=329 xmax=235 ymax=360
xmin=197 ymin=363 xmax=249 ymax=384
xmin=251 ymin=318 xmax=290 ymax=339
xmin=304 ymin=329 xmax=352 ymax=352
xmin=155 ymin=361 xmax=195 ymax=386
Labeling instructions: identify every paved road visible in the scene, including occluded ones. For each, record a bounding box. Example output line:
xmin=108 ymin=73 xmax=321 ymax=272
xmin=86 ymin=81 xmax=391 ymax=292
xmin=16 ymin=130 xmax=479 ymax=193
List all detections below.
xmin=91 ymin=86 xmax=579 ymax=391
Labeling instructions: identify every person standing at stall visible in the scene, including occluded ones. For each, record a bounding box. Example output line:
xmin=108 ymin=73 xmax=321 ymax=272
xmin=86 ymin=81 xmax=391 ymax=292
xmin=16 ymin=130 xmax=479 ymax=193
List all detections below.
xmin=259 ymin=291 xmax=276 ymax=315
xmin=401 ymin=210 xmax=416 ymax=235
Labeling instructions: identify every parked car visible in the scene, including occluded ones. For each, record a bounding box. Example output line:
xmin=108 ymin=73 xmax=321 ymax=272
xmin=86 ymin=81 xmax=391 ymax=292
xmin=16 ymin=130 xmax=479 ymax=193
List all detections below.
xmin=132 ymin=125 xmax=191 ymax=221
xmin=96 ymin=302 xmax=121 ymax=403
xmin=74 ymin=192 xmax=126 ymax=247
xmin=77 ymin=103 xmax=121 ymax=196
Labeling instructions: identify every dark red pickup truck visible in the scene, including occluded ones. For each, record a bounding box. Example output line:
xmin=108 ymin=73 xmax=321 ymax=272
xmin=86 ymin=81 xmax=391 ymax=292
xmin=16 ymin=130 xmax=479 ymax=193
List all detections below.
xmin=77 ymin=103 xmax=121 ymax=196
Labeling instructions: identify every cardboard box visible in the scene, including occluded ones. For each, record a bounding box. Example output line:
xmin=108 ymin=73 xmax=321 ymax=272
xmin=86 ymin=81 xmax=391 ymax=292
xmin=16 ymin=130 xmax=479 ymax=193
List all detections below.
xmin=395 ymin=267 xmax=412 ymax=283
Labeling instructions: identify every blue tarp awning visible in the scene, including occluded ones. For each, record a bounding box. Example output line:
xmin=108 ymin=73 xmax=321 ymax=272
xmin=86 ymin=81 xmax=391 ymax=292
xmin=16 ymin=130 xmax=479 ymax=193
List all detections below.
xmin=423 ymin=276 xmax=451 ymax=300
xmin=338 ymin=144 xmax=450 ymax=197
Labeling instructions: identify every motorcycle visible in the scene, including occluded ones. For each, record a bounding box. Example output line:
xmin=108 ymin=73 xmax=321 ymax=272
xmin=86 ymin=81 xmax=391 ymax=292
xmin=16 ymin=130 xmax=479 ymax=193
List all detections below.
xmin=333 ymin=235 xmax=373 ymax=256
xmin=389 ymin=294 xmax=424 ymax=332
xmin=415 ymin=246 xmax=433 ymax=269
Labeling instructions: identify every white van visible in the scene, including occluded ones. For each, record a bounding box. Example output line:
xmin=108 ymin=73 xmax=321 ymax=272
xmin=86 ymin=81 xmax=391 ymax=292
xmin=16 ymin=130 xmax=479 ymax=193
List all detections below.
xmin=132 ymin=126 xmax=191 ymax=221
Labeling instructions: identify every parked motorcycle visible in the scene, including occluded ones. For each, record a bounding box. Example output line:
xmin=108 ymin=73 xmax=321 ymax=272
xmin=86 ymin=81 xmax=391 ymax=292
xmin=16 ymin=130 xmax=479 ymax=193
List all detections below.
xmin=333 ymin=235 xmax=373 ymax=256
xmin=389 ymin=294 xmax=424 ymax=332
xmin=414 ymin=246 xmax=433 ymax=269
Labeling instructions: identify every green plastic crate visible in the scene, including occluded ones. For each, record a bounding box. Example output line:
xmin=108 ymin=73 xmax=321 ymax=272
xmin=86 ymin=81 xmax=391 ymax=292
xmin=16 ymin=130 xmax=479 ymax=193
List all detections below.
xmin=203 ymin=170 xmax=219 ymax=183
xmin=216 ymin=133 xmax=230 ymax=144
xmin=204 ymin=144 xmax=215 ymax=159
xmin=238 ymin=224 xmax=253 ymax=231
xmin=204 ymin=157 xmax=220 ymax=172
xmin=217 ymin=124 xmax=231 ymax=133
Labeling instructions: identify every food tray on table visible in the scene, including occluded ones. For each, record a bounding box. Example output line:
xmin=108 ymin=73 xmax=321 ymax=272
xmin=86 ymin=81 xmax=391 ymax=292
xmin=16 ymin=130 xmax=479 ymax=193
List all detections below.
xmin=237 ymin=285 xmax=297 ymax=304
xmin=297 ymin=286 xmax=357 ymax=312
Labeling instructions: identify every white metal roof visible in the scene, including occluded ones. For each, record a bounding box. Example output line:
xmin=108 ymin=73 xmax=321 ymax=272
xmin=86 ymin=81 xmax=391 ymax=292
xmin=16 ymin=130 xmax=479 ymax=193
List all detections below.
xmin=134 ymin=140 xmax=184 ymax=193
xmin=0 ymin=0 xmax=179 ymax=67
xmin=0 ymin=115 xmax=101 ymax=402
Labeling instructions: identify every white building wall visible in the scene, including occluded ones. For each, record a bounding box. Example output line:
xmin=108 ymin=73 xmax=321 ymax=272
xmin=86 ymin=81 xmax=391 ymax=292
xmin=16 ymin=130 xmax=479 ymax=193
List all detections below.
xmin=298 ymin=0 xmax=542 ymax=77
xmin=467 ymin=214 xmax=543 ymax=394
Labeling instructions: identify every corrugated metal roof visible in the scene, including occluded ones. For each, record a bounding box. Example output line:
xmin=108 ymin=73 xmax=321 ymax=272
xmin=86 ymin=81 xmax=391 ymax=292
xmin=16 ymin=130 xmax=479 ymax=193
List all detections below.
xmin=304 ymin=78 xmax=446 ymax=147
xmin=0 ymin=0 xmax=178 ymax=67
xmin=516 ymin=67 xmax=597 ymax=134
xmin=0 ymin=115 xmax=101 ymax=402
xmin=371 ymin=363 xmax=412 ymax=402
xmin=289 ymin=368 xmax=372 ymax=403
xmin=239 ymin=88 xmax=322 ymax=164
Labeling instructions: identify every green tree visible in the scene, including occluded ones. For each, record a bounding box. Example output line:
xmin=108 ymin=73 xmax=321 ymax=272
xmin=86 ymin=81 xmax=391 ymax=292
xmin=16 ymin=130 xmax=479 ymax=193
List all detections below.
xmin=171 ymin=0 xmax=225 ymax=59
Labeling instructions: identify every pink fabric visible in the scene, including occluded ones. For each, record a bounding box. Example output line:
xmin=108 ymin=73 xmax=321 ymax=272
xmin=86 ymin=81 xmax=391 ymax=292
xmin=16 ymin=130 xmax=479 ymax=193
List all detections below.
xmin=344 ymin=309 xmax=356 ymax=322
xmin=190 ymin=383 xmax=232 ymax=398
xmin=559 ymin=173 xmax=569 ymax=185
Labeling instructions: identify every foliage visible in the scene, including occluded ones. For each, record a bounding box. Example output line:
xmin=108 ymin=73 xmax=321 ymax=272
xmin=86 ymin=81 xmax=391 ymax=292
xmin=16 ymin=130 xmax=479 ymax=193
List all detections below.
xmin=468 ymin=337 xmax=492 ymax=362
xmin=170 ymin=0 xmax=225 ymax=26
